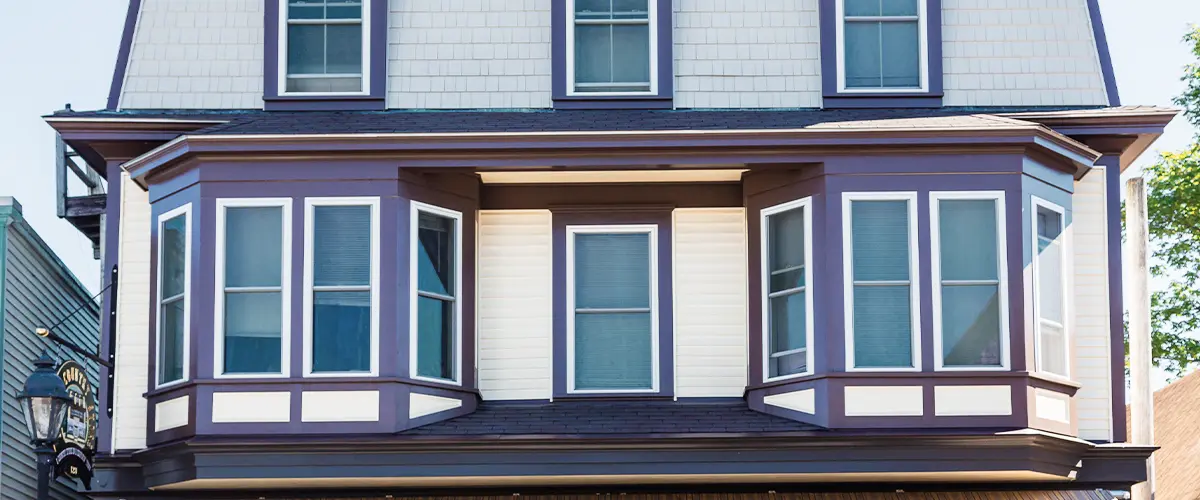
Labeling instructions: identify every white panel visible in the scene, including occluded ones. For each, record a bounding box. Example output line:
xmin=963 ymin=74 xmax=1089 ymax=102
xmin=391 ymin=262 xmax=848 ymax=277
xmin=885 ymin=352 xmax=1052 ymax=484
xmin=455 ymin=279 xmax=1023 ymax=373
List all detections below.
xmin=477 ymin=210 xmax=553 ymax=401
xmin=119 ymin=0 xmax=265 ymax=109
xmin=387 ymin=0 xmax=552 ymax=109
xmin=1072 ymin=168 xmax=1113 ymax=441
xmin=113 ymin=173 xmax=151 ymax=451
xmin=409 ymin=393 xmax=464 ymax=419
xmin=301 ymin=391 xmax=380 ymax=422
xmin=942 ymin=0 xmax=1109 ymax=106
xmin=933 ymin=385 xmax=1013 ymax=416
xmin=479 ymin=170 xmax=747 ymax=184
xmin=1035 ymin=389 xmax=1071 ymax=423
xmin=674 ymin=0 xmax=821 ymax=109
xmin=211 ymin=392 xmax=291 ymax=423
xmin=154 ymin=395 xmax=189 ymax=432
xmin=844 ymin=386 xmax=923 ymax=416
xmin=674 ymin=208 xmax=749 ymax=398
xmin=764 ymin=389 xmax=815 ymax=414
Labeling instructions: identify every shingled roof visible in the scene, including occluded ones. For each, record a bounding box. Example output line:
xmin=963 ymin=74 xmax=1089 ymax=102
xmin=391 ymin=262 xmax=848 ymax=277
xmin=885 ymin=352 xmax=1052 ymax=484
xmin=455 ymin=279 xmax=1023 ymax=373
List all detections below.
xmin=403 ymin=400 xmax=822 ymax=436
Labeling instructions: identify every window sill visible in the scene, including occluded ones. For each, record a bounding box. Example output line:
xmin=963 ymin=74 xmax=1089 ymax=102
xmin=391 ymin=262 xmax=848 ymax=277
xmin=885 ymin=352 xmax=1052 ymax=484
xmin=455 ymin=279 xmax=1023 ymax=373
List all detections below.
xmin=264 ymin=95 xmax=386 ymax=111
xmin=553 ymin=393 xmax=675 ymax=402
xmin=553 ymin=95 xmax=674 ymax=110
xmin=822 ymin=93 xmax=944 ymax=109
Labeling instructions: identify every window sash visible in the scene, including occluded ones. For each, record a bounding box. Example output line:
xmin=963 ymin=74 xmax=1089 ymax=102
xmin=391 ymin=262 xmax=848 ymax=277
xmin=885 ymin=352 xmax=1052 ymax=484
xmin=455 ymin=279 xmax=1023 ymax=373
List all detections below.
xmin=566 ymin=0 xmax=657 ymax=96
xmin=761 ymin=198 xmax=814 ymax=381
xmin=1032 ymin=198 xmax=1069 ymax=378
xmin=837 ymin=0 xmax=926 ymax=92
xmin=279 ymin=0 xmax=369 ymax=95
xmin=156 ymin=207 xmax=190 ymax=388
xmin=410 ymin=202 xmax=463 ymax=385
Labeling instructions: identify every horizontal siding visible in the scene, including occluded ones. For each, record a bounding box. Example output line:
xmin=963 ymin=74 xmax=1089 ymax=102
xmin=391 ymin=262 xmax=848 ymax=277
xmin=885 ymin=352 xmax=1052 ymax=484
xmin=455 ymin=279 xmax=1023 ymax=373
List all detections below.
xmin=1072 ymin=168 xmax=1112 ymax=442
xmin=2 ymin=214 xmax=98 ymax=500
xmin=477 ymin=211 xmax=552 ymax=401
xmin=673 ymin=208 xmax=748 ymax=398
xmin=112 ymin=174 xmax=152 ymax=450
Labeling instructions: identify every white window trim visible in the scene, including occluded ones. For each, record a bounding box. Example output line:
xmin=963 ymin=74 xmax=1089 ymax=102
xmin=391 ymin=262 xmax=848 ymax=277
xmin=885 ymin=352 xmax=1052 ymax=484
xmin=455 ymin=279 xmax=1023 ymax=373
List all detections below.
xmin=213 ymin=198 xmax=293 ymax=379
xmin=1030 ymin=196 xmax=1071 ymax=380
xmin=302 ymin=197 xmax=381 ymax=378
xmin=276 ymin=0 xmax=372 ymax=97
xmin=566 ymin=224 xmax=661 ymax=394
xmin=564 ymin=0 xmax=659 ymax=97
xmin=842 ymin=192 xmax=922 ymax=372
xmin=155 ymin=204 xmax=192 ymax=390
xmin=930 ymin=191 xmax=1011 ymax=371
xmin=408 ymin=201 xmax=465 ymax=386
xmin=834 ymin=0 xmax=930 ymax=93
xmin=761 ymin=197 xmax=816 ymax=383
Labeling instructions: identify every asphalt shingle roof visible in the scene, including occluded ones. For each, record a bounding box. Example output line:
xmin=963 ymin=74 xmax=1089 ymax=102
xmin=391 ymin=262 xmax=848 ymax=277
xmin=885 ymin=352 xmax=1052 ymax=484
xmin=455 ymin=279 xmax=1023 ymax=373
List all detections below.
xmin=403 ymin=400 xmax=822 ymax=436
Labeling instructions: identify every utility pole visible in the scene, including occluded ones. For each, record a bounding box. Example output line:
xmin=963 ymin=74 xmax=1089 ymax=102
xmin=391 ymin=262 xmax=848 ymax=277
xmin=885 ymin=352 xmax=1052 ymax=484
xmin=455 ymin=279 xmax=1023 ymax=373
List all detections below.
xmin=1126 ymin=177 xmax=1155 ymax=500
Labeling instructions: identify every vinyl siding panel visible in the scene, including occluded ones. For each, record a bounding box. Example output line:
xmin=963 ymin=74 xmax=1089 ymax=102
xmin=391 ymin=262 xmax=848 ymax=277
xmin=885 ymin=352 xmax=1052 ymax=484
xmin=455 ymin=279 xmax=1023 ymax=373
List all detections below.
xmin=112 ymin=174 xmax=152 ymax=450
xmin=476 ymin=210 xmax=553 ymax=401
xmin=0 ymin=206 xmax=98 ymax=500
xmin=673 ymin=208 xmax=748 ymax=398
xmin=1072 ymin=168 xmax=1112 ymax=442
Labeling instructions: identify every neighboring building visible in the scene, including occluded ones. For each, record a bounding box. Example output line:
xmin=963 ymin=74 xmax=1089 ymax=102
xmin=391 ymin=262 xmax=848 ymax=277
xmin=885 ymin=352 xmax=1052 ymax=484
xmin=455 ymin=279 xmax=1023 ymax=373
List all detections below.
xmin=42 ymin=0 xmax=1177 ymax=498
xmin=1126 ymin=370 xmax=1200 ymax=500
xmin=0 ymin=197 xmax=100 ymax=499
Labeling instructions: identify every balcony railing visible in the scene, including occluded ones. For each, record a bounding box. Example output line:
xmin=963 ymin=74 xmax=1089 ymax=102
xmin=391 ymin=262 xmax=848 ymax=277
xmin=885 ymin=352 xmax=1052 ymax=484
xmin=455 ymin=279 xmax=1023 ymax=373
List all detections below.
xmin=56 ymin=133 xmax=106 ymax=258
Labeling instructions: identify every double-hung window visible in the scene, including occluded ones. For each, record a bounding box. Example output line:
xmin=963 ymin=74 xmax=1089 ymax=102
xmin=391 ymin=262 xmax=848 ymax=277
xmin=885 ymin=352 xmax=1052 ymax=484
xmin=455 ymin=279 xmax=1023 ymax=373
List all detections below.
xmin=215 ymin=199 xmax=291 ymax=377
xmin=281 ymin=0 xmax=368 ymax=94
xmin=931 ymin=192 xmax=1009 ymax=370
xmin=843 ymin=193 xmax=920 ymax=370
xmin=839 ymin=0 xmax=925 ymax=90
xmin=567 ymin=225 xmax=658 ymax=393
xmin=761 ymin=198 xmax=814 ymax=380
xmin=568 ymin=0 xmax=656 ymax=95
xmin=156 ymin=205 xmax=191 ymax=388
xmin=303 ymin=198 xmax=379 ymax=376
xmin=1032 ymin=198 xmax=1069 ymax=378
xmin=410 ymin=202 xmax=462 ymax=384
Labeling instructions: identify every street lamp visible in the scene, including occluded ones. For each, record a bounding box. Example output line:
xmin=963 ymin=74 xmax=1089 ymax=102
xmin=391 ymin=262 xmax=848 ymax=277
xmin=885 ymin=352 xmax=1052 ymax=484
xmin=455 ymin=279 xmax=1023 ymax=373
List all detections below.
xmin=16 ymin=350 xmax=71 ymax=500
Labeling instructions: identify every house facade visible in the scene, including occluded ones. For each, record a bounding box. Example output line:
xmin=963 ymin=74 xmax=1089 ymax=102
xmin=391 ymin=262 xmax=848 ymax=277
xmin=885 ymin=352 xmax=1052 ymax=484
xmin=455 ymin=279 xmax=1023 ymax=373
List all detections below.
xmin=43 ymin=0 xmax=1174 ymax=498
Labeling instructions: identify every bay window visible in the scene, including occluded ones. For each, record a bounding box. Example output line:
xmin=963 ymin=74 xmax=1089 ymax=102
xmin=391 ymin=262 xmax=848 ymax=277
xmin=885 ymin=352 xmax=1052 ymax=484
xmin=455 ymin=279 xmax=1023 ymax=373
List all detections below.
xmin=568 ymin=0 xmax=656 ymax=95
xmin=303 ymin=198 xmax=379 ymax=376
xmin=843 ymin=193 xmax=920 ymax=370
xmin=1033 ymin=198 xmax=1069 ymax=378
xmin=280 ymin=0 xmax=368 ymax=94
xmin=567 ymin=225 xmax=658 ymax=393
xmin=931 ymin=192 xmax=1009 ymax=370
xmin=156 ymin=205 xmax=191 ymax=388
xmin=761 ymin=198 xmax=814 ymax=380
xmin=410 ymin=202 xmax=462 ymax=384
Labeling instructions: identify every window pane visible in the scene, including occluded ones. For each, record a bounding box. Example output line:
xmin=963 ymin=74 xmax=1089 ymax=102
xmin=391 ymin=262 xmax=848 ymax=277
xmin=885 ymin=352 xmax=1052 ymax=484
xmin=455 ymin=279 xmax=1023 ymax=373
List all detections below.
xmin=289 ymin=1 xmax=361 ymax=21
xmin=768 ymin=207 xmax=806 ymax=273
xmin=575 ymin=25 xmax=613 ymax=85
xmin=225 ymin=207 xmax=282 ymax=288
xmin=287 ymin=24 xmax=325 ymax=75
xmin=882 ymin=0 xmax=918 ymax=16
xmin=941 ymin=284 xmax=1003 ymax=366
xmin=881 ymin=21 xmax=920 ymax=87
xmin=417 ymin=212 xmax=455 ymax=296
xmin=286 ymin=76 xmax=363 ymax=93
xmin=416 ymin=296 xmax=455 ymax=380
xmin=224 ymin=292 xmax=282 ymax=374
xmin=158 ymin=300 xmax=185 ymax=384
xmin=312 ymin=291 xmax=371 ymax=372
xmin=326 ymin=24 xmax=363 ymax=74
xmin=770 ymin=269 xmax=805 ymax=294
xmin=844 ymin=0 xmax=879 ymax=16
xmin=844 ymin=22 xmax=882 ymax=88
xmin=161 ymin=215 xmax=187 ymax=298
xmin=326 ymin=0 xmax=362 ymax=19
xmin=612 ymin=25 xmax=651 ymax=84
xmin=576 ymin=0 xmax=649 ymax=19
xmin=574 ymin=312 xmax=653 ymax=390
xmin=313 ymin=205 xmax=371 ymax=287
xmin=1037 ymin=233 xmax=1064 ymax=324
xmin=288 ymin=1 xmax=324 ymax=19
xmin=851 ymin=200 xmax=910 ymax=282
xmin=576 ymin=0 xmax=613 ymax=18
xmin=1040 ymin=321 xmax=1067 ymax=376
xmin=769 ymin=292 xmax=807 ymax=377
xmin=853 ymin=285 xmax=912 ymax=367
xmin=574 ymin=233 xmax=651 ymax=309
xmin=939 ymin=199 xmax=999 ymax=281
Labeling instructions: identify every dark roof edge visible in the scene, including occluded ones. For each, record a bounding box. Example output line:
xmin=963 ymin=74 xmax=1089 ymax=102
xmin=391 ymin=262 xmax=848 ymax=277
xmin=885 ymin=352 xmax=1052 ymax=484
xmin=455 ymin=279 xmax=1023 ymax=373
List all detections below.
xmin=107 ymin=0 xmax=143 ymax=111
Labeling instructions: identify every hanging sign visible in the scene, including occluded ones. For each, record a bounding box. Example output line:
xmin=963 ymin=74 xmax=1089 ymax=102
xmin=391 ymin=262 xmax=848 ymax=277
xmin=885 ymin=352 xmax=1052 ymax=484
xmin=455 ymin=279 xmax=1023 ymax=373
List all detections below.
xmin=53 ymin=360 xmax=97 ymax=490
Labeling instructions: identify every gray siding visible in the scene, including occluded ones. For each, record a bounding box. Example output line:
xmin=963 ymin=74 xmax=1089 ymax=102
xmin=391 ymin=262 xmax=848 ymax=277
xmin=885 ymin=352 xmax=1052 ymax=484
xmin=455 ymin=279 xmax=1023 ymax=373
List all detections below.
xmin=0 ymin=202 xmax=99 ymax=500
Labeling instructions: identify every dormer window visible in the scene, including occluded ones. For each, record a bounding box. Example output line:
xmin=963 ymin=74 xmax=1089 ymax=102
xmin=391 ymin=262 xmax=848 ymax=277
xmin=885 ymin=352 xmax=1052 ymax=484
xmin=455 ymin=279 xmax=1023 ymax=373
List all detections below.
xmin=568 ymin=0 xmax=656 ymax=95
xmin=839 ymin=0 xmax=926 ymax=91
xmin=281 ymin=0 xmax=368 ymax=94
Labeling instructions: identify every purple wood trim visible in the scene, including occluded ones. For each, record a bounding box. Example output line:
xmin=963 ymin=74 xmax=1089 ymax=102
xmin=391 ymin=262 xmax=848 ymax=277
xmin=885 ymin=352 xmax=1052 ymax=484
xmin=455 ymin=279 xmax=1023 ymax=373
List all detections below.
xmin=551 ymin=0 xmax=674 ymax=109
xmin=1086 ymin=0 xmax=1121 ymax=106
xmin=263 ymin=0 xmax=387 ymax=111
xmin=550 ymin=209 xmax=675 ymax=399
xmin=1102 ymin=155 xmax=1125 ymax=442
xmin=106 ymin=0 xmax=142 ymax=110
xmin=818 ymin=0 xmax=944 ymax=108
xmin=97 ymin=163 xmax=124 ymax=453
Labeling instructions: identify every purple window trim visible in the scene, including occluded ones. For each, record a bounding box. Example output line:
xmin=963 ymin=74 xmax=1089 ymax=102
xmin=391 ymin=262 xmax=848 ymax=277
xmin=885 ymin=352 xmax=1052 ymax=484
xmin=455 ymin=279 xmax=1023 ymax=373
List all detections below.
xmin=106 ymin=0 xmax=142 ymax=110
xmin=550 ymin=208 xmax=675 ymax=399
xmin=263 ymin=0 xmax=387 ymax=111
xmin=550 ymin=0 xmax=675 ymax=110
xmin=818 ymin=0 xmax=944 ymax=109
xmin=1086 ymin=0 xmax=1121 ymax=106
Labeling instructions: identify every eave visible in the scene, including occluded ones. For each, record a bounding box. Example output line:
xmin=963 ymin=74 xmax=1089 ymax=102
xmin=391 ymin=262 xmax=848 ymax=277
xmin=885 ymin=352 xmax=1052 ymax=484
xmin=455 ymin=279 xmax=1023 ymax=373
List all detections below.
xmin=42 ymin=116 xmax=230 ymax=173
xmin=1002 ymin=107 xmax=1179 ymax=171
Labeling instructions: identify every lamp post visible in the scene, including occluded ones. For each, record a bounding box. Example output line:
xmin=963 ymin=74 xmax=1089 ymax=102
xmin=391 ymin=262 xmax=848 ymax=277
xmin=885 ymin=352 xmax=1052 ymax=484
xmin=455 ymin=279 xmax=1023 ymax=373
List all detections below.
xmin=16 ymin=350 xmax=71 ymax=500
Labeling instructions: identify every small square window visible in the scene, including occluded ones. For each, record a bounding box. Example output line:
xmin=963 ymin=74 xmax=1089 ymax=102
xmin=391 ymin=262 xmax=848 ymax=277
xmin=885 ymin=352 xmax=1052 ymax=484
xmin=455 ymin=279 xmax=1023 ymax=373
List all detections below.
xmin=840 ymin=0 xmax=925 ymax=91
xmin=568 ymin=0 xmax=656 ymax=95
xmin=281 ymin=0 xmax=368 ymax=94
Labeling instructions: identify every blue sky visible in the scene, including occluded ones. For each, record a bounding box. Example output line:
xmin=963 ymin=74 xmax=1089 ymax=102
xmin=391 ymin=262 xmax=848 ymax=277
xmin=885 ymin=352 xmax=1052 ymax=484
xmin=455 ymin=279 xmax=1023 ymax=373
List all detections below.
xmin=0 ymin=1 xmax=1196 ymax=384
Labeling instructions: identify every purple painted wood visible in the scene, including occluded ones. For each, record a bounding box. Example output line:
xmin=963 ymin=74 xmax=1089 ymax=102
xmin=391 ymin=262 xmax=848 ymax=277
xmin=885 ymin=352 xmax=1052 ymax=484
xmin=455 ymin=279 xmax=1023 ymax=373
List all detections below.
xmin=1101 ymin=155 xmax=1126 ymax=442
xmin=1086 ymin=0 xmax=1121 ymax=106
xmin=96 ymin=163 xmax=124 ymax=454
xmin=106 ymin=0 xmax=142 ymax=110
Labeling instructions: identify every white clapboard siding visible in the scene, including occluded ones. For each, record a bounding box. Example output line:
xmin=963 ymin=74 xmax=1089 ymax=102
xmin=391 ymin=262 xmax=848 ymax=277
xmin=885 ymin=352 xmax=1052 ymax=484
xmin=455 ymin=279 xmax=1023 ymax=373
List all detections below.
xmin=476 ymin=210 xmax=553 ymax=400
xmin=112 ymin=173 xmax=152 ymax=450
xmin=673 ymin=208 xmax=748 ymax=398
xmin=1073 ymin=167 xmax=1113 ymax=442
